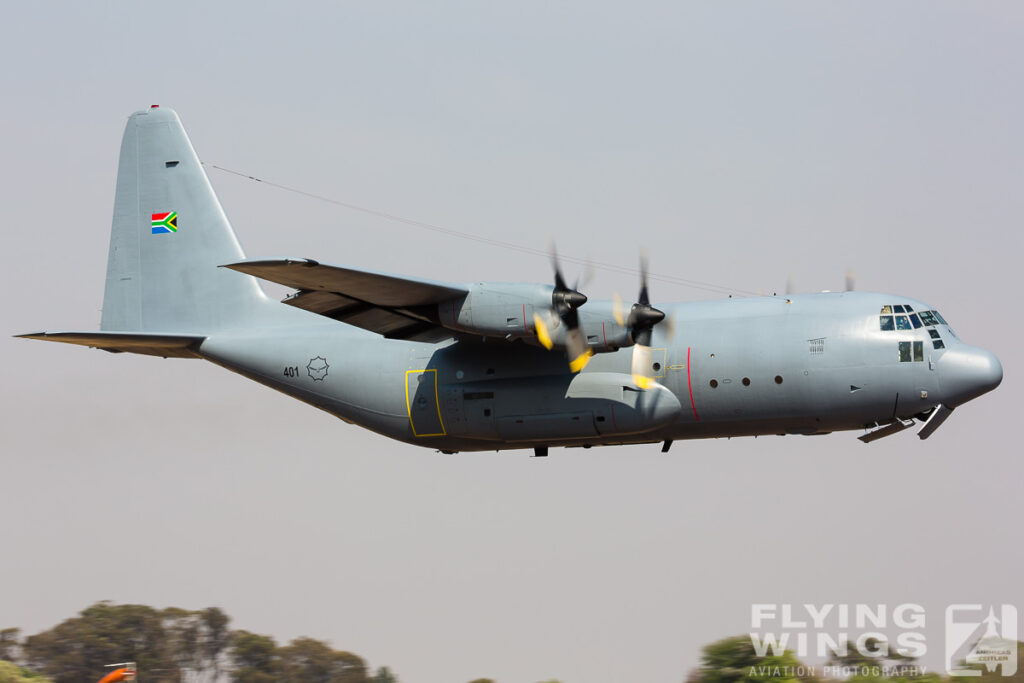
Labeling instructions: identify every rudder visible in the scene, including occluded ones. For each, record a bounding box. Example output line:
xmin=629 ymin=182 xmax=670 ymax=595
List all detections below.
xmin=101 ymin=106 xmax=269 ymax=333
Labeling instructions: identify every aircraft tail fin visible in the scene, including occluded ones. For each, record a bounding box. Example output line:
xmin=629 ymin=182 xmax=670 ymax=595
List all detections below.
xmin=100 ymin=106 xmax=273 ymax=333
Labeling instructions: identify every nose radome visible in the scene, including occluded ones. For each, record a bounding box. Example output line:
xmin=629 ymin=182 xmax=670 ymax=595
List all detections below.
xmin=938 ymin=345 xmax=1003 ymax=407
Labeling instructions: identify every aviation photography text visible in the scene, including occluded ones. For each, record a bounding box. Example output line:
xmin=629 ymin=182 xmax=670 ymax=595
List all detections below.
xmin=750 ymin=603 xmax=928 ymax=678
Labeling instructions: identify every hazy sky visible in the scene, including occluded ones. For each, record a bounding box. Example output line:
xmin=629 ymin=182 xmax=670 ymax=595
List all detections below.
xmin=2 ymin=3 xmax=1021 ymax=683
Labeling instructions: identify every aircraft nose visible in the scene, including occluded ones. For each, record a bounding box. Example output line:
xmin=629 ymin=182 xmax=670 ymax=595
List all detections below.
xmin=938 ymin=345 xmax=1003 ymax=406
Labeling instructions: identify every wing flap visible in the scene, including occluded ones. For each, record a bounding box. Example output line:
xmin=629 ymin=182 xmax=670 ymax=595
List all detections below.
xmin=16 ymin=331 xmax=205 ymax=358
xmin=225 ymin=258 xmax=466 ymax=341
xmin=224 ymin=259 xmax=466 ymax=306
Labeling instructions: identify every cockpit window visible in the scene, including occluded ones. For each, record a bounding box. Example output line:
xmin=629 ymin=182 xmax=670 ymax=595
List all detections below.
xmin=880 ymin=305 xmax=948 ymax=333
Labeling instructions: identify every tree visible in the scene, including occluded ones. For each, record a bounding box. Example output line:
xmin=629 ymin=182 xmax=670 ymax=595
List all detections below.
xmin=199 ymin=607 xmax=231 ymax=680
xmin=277 ymin=637 xmax=368 ymax=683
xmin=369 ymin=666 xmax=399 ymax=683
xmin=23 ymin=602 xmax=180 ymax=683
xmin=0 ymin=630 xmax=19 ymax=663
xmin=230 ymin=630 xmax=280 ymax=682
xmin=687 ymin=635 xmax=818 ymax=683
xmin=0 ymin=660 xmax=51 ymax=682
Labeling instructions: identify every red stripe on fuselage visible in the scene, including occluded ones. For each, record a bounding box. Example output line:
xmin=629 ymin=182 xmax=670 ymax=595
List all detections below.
xmin=687 ymin=346 xmax=699 ymax=421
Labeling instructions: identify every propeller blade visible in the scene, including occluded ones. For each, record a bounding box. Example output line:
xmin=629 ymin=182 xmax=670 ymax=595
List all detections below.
xmin=663 ymin=311 xmax=676 ymax=342
xmin=625 ymin=252 xmax=666 ymax=389
xmin=575 ymin=258 xmax=595 ymax=291
xmin=612 ymin=292 xmax=626 ymax=327
xmin=566 ymin=327 xmax=594 ymax=373
xmin=631 ymin=344 xmax=655 ymax=389
xmin=532 ymin=312 xmax=554 ymax=350
xmin=845 ymin=268 xmax=856 ymax=292
xmin=542 ymin=241 xmax=591 ymax=371
xmin=638 ymin=253 xmax=650 ymax=306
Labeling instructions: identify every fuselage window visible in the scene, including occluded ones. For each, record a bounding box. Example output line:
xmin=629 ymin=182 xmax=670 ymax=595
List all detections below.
xmin=895 ymin=315 xmax=912 ymax=330
xmin=909 ymin=313 xmax=922 ymax=328
xmin=919 ymin=310 xmax=939 ymax=326
xmin=933 ymin=339 xmax=945 ymax=350
xmin=893 ymin=304 xmax=906 ymax=313
xmin=904 ymin=304 xmax=914 ymax=312
xmin=880 ymin=315 xmax=895 ymax=331
xmin=928 ymin=329 xmax=940 ymax=339
xmin=933 ymin=311 xmax=948 ymax=325
xmin=880 ymin=305 xmax=892 ymax=314
xmin=899 ymin=341 xmax=912 ymax=362
xmin=913 ymin=341 xmax=924 ymax=362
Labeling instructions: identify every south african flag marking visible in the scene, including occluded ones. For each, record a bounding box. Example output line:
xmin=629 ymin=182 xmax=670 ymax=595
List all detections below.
xmin=151 ymin=211 xmax=178 ymax=234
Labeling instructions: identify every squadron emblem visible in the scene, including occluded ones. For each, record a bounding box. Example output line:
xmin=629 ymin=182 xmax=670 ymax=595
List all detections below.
xmin=306 ymin=356 xmax=329 ymax=381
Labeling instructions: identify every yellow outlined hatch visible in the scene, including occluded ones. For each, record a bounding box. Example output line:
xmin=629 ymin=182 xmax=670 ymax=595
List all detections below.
xmin=405 ymin=369 xmax=447 ymax=437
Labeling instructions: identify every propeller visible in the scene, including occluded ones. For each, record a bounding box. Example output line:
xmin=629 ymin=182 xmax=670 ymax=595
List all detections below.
xmin=845 ymin=268 xmax=856 ymax=292
xmin=624 ymin=255 xmax=667 ymax=389
xmin=532 ymin=246 xmax=593 ymax=372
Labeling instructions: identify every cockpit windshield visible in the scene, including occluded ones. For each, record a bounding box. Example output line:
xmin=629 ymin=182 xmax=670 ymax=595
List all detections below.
xmin=878 ymin=305 xmax=952 ymax=347
xmin=880 ymin=306 xmax=947 ymax=330
xmin=918 ymin=310 xmax=948 ymax=326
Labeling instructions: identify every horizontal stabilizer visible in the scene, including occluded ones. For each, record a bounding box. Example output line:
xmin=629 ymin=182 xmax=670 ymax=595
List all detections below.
xmin=16 ymin=331 xmax=205 ymax=358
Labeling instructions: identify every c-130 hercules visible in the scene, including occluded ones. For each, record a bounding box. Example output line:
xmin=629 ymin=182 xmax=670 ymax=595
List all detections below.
xmin=19 ymin=107 xmax=1002 ymax=455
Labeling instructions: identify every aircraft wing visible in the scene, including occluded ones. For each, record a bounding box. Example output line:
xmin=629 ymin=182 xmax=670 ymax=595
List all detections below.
xmin=224 ymin=258 xmax=467 ymax=342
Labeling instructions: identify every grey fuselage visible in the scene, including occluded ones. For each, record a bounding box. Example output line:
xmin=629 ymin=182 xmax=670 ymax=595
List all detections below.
xmin=197 ymin=289 xmax=1001 ymax=452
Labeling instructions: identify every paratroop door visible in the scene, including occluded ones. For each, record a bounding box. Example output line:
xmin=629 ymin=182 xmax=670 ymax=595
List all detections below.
xmin=405 ymin=369 xmax=446 ymax=437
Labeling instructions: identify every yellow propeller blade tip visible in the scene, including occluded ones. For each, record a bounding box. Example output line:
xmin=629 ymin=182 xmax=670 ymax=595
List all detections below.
xmin=532 ymin=312 xmax=554 ymax=350
xmin=569 ymin=349 xmax=594 ymax=373
xmin=632 ymin=374 xmax=655 ymax=389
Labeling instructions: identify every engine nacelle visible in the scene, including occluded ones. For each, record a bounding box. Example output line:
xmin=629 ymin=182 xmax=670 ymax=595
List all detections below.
xmin=436 ymin=283 xmax=633 ymax=352
xmin=438 ymin=282 xmax=551 ymax=339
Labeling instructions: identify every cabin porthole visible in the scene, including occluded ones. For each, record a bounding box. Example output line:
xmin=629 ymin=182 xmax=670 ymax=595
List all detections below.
xmin=742 ymin=377 xmax=750 ymax=386
xmin=775 ymin=375 xmax=783 ymax=384
xmin=710 ymin=379 xmax=719 ymax=388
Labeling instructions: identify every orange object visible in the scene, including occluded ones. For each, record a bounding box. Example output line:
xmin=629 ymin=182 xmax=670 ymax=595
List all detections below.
xmin=97 ymin=668 xmax=129 ymax=683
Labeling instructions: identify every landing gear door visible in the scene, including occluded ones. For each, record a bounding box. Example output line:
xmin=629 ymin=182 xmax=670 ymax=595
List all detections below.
xmin=405 ymin=369 xmax=446 ymax=437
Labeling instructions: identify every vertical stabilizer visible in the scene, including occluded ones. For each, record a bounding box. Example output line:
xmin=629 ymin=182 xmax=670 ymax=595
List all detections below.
xmin=101 ymin=106 xmax=268 ymax=332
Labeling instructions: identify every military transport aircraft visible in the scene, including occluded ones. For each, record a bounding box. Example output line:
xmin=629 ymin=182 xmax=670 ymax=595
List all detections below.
xmin=18 ymin=107 xmax=1003 ymax=455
